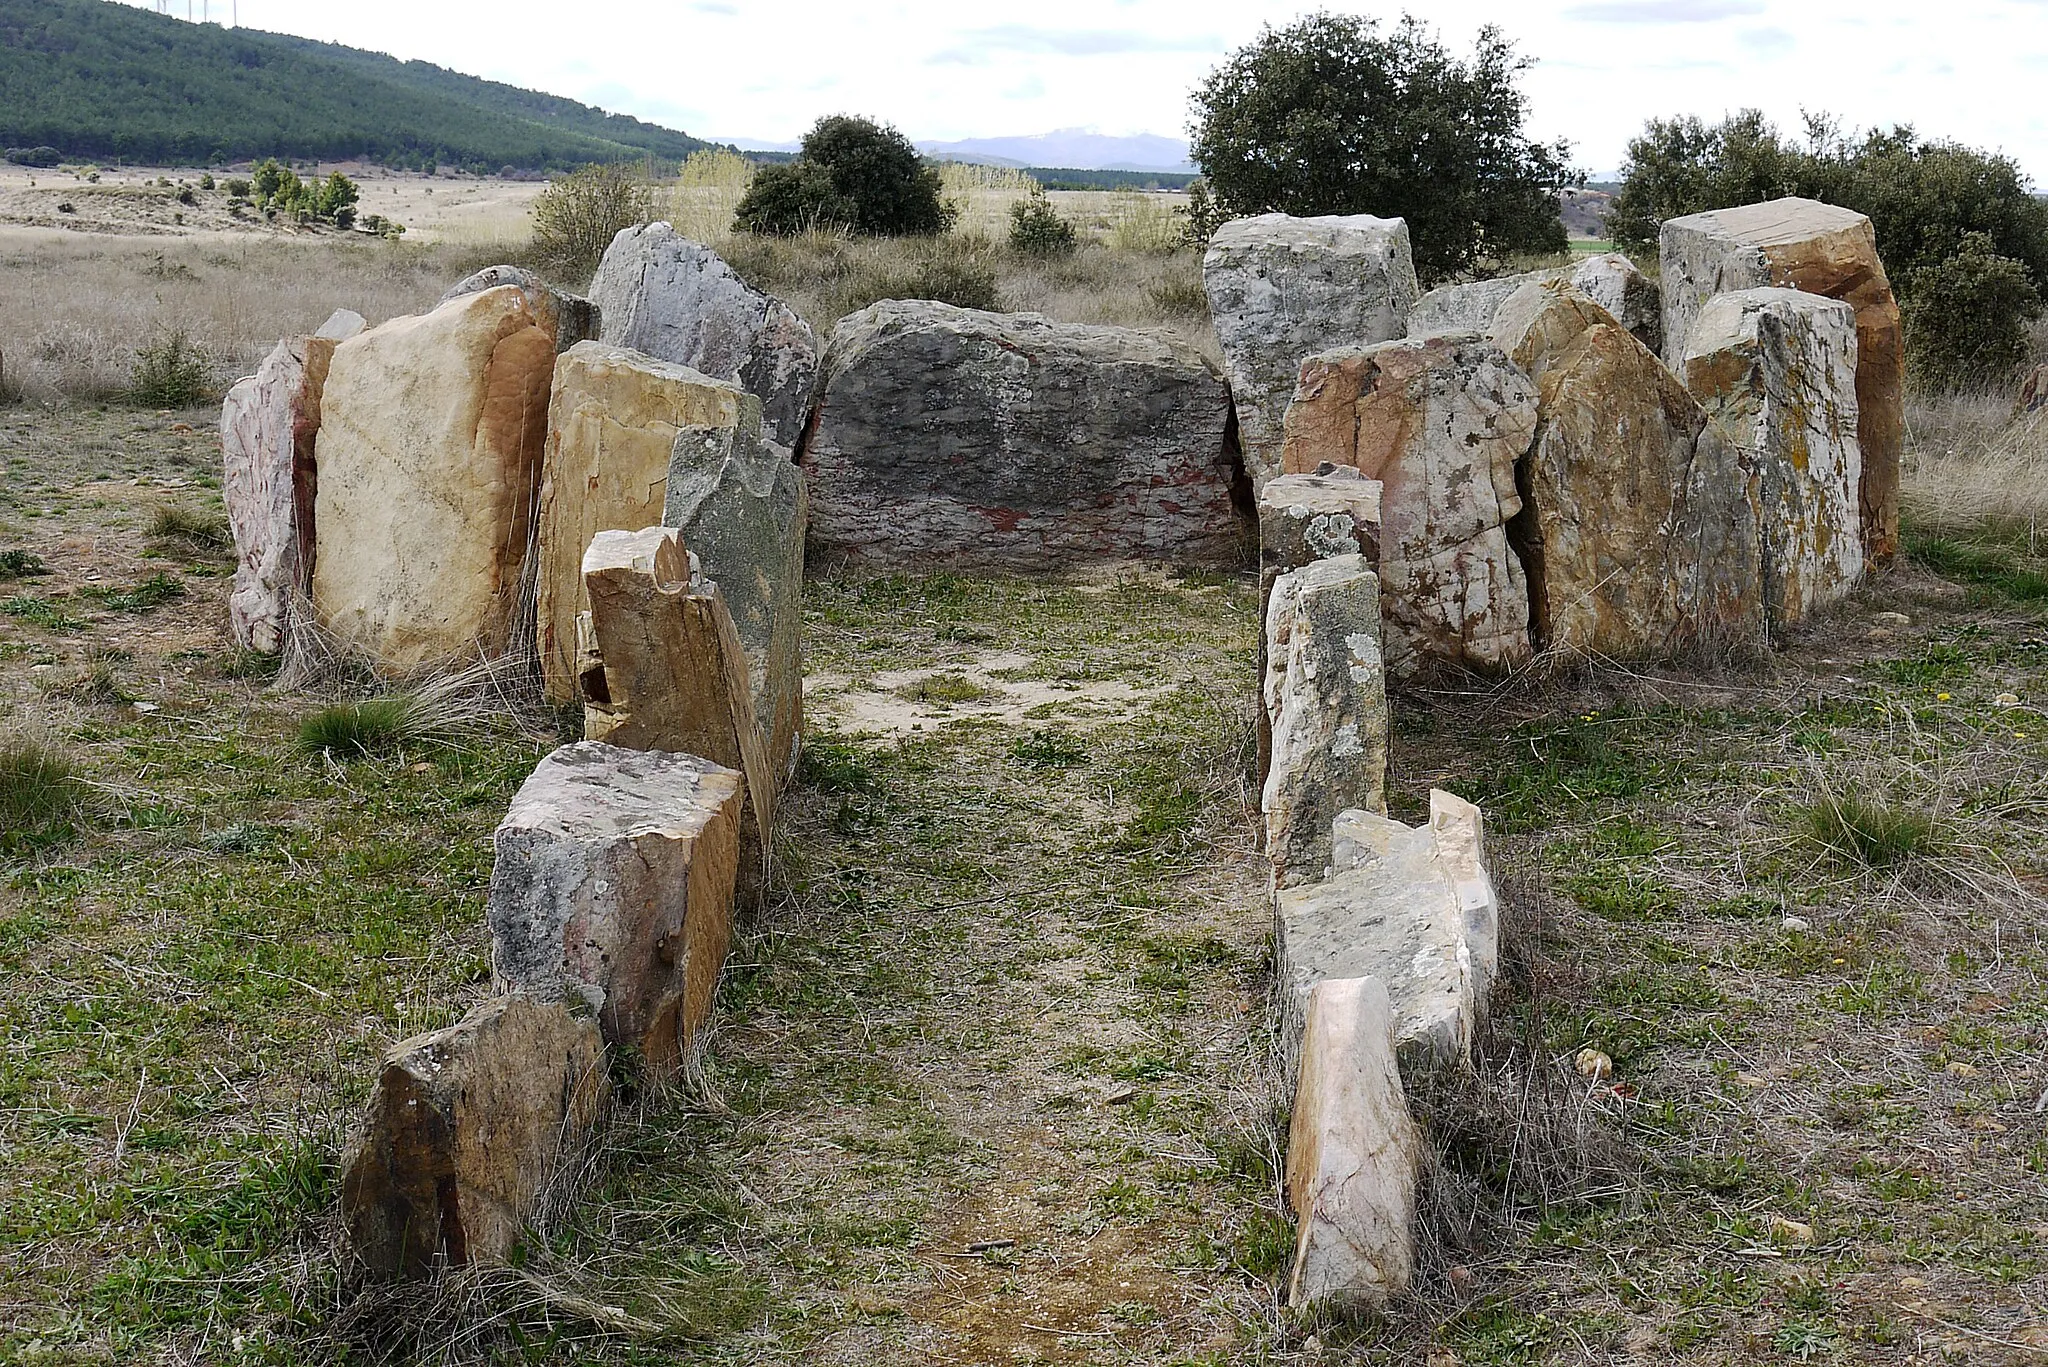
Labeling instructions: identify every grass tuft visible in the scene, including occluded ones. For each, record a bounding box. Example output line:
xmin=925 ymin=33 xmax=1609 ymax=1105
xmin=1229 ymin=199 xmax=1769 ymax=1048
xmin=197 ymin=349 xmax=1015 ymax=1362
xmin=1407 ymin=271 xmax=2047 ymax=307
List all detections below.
xmin=149 ymin=503 xmax=232 ymax=553
xmin=1796 ymin=787 xmax=1940 ymax=867
xmin=129 ymin=326 xmax=214 ymax=407
xmin=0 ymin=738 xmax=93 ymax=851
xmin=894 ymin=671 xmax=994 ymax=705
xmin=297 ymin=696 xmax=434 ymax=757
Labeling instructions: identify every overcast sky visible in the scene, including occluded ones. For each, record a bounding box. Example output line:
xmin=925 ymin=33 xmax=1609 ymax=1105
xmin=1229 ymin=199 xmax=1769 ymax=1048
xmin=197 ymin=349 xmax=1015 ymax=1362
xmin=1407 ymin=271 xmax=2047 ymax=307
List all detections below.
xmin=131 ymin=0 xmax=2048 ymax=180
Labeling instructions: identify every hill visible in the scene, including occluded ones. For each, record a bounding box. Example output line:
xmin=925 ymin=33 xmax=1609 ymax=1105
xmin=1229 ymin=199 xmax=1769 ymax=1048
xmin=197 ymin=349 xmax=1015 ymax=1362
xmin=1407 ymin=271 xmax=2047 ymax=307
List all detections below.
xmin=0 ymin=0 xmax=709 ymax=170
xmin=917 ymin=129 xmax=1194 ymax=174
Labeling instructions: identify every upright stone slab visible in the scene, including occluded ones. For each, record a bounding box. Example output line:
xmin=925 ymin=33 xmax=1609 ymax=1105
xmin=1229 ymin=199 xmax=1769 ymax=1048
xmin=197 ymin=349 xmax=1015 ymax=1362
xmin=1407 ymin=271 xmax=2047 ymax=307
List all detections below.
xmin=590 ymin=223 xmax=818 ymax=448
xmin=1263 ymin=555 xmax=1388 ymax=889
xmin=442 ymin=264 xmax=600 ymax=354
xmin=339 ymin=995 xmax=608 ymax=1280
xmin=665 ymin=413 xmax=808 ymax=784
xmin=1660 ymin=198 xmax=1903 ymax=562
xmin=801 ymin=301 xmax=1242 ymax=571
xmin=1203 ymin=213 xmax=1420 ymax=486
xmin=1491 ymin=283 xmax=1764 ymax=656
xmin=534 ymin=341 xmax=748 ymax=702
xmin=312 ymin=286 xmax=556 ymax=672
xmin=1286 ymin=974 xmax=1422 ymax=1313
xmin=489 ymin=742 xmax=744 ymax=1071
xmin=1281 ymin=335 xmax=1536 ymax=676
xmin=1407 ymin=254 xmax=1659 ymax=355
xmin=1684 ymin=287 xmax=1865 ymax=630
xmin=1275 ymin=791 xmax=1501 ymax=1076
xmin=1258 ymin=465 xmax=1384 ymax=592
xmin=220 ymin=316 xmax=361 ymax=654
xmin=580 ymin=527 xmax=775 ymax=864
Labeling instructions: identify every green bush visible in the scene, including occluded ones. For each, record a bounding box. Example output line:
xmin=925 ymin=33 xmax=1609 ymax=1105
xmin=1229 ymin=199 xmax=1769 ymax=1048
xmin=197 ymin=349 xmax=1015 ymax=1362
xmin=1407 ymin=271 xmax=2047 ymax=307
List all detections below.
xmin=1188 ymin=13 xmax=1572 ymax=282
xmin=1609 ymin=111 xmax=2048 ymax=390
xmin=1903 ymin=232 xmax=2043 ymax=390
xmin=1007 ymin=189 xmax=1076 ymax=257
xmin=736 ymin=116 xmax=954 ymax=237
xmin=831 ymin=251 xmax=1002 ymax=316
xmin=130 ymin=328 xmax=212 ymax=407
xmin=298 ymin=697 xmax=429 ymax=757
xmin=530 ymin=163 xmax=650 ymax=281
xmin=0 ymin=549 xmax=50 ymax=579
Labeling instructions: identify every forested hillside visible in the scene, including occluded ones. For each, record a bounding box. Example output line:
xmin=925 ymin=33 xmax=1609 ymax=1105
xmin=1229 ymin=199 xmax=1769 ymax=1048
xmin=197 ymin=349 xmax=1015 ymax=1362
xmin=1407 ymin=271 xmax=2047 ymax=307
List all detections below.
xmin=0 ymin=0 xmax=709 ymax=169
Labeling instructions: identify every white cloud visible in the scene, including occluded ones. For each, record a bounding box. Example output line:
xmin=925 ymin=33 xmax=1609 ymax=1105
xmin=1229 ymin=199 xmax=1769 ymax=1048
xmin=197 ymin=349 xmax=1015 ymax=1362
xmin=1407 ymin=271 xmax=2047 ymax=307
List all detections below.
xmin=109 ymin=0 xmax=2048 ymax=183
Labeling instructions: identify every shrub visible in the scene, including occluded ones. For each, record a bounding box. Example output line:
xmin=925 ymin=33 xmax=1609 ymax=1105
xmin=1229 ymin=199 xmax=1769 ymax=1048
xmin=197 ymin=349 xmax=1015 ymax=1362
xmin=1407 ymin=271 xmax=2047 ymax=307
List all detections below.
xmin=5 ymin=145 xmax=61 ymax=168
xmin=1008 ymin=189 xmax=1076 ymax=257
xmin=736 ymin=116 xmax=954 ymax=237
xmin=530 ymin=163 xmax=651 ymax=282
xmin=223 ymin=177 xmax=251 ymax=198
xmin=1903 ymin=233 xmax=2043 ymax=390
xmin=0 ymin=549 xmax=50 ymax=579
xmin=1148 ymin=268 xmax=1211 ymax=318
xmin=199 ymin=172 xmax=215 ymax=190
xmin=1189 ymin=12 xmax=1573 ymax=282
xmin=1176 ymin=179 xmax=1229 ymax=249
xmin=831 ymin=250 xmax=1003 ymax=316
xmin=0 ymin=739 xmax=92 ymax=852
xmin=130 ymin=328 xmax=212 ymax=407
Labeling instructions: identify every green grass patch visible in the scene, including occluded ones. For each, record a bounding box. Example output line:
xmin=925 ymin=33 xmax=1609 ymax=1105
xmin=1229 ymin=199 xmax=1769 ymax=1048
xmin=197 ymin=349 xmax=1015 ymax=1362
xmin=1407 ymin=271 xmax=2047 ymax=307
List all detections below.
xmin=2 ymin=594 xmax=86 ymax=630
xmin=1796 ymin=788 xmax=1940 ymax=867
xmin=0 ymin=739 xmax=94 ymax=852
xmin=81 ymin=572 xmax=186 ymax=613
xmin=894 ymin=671 xmax=995 ymax=705
xmin=1907 ymin=532 xmax=2048 ymax=601
xmin=0 ymin=548 xmax=50 ymax=579
xmin=296 ymin=696 xmax=435 ymax=757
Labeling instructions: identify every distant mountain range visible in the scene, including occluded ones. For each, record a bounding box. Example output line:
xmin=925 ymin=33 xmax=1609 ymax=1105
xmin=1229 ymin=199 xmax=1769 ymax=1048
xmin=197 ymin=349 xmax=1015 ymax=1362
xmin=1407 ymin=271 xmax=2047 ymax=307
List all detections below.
xmin=0 ymin=0 xmax=711 ymax=169
xmin=729 ymin=128 xmax=1196 ymax=174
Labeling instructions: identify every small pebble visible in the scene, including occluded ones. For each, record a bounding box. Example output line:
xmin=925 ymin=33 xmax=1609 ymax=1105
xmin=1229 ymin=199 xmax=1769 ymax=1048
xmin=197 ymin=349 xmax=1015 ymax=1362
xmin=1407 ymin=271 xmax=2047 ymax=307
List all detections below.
xmin=1782 ymin=915 xmax=1810 ymax=933
xmin=1995 ymin=692 xmax=2022 ymax=707
xmin=1770 ymin=1215 xmax=1816 ymax=1246
xmin=1574 ymin=1047 xmax=1613 ymax=1080
xmin=1872 ymin=611 xmax=1911 ymax=628
xmin=1945 ymin=1061 xmax=1979 ymax=1078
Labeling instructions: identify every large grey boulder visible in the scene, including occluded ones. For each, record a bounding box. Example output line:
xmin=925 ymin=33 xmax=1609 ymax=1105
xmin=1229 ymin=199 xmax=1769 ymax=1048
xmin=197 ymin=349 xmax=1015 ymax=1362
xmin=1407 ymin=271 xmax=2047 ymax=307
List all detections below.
xmin=800 ymin=301 xmax=1242 ymax=571
xmin=1285 ymin=974 xmax=1422 ymax=1313
xmin=1275 ymin=790 xmax=1500 ymax=1076
xmin=441 ymin=264 xmax=599 ymax=354
xmin=1683 ymin=287 xmax=1865 ymax=630
xmin=590 ymin=223 xmax=818 ymax=449
xmin=1280 ymin=334 xmax=1537 ymax=676
xmin=1203 ymin=213 xmax=1419 ymax=486
xmin=1660 ymin=198 xmax=1903 ymax=562
xmin=1262 ymin=555 xmax=1388 ymax=889
xmin=665 ymin=410 xmax=807 ymax=784
xmin=488 ymin=741 xmax=745 ymax=1072
xmin=340 ymin=995 xmax=609 ymax=1279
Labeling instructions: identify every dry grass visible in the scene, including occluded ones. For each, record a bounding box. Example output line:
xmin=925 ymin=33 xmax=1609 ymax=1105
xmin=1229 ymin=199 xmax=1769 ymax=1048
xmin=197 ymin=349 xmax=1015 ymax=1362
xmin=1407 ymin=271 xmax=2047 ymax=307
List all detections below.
xmin=0 ymin=233 xmax=522 ymax=402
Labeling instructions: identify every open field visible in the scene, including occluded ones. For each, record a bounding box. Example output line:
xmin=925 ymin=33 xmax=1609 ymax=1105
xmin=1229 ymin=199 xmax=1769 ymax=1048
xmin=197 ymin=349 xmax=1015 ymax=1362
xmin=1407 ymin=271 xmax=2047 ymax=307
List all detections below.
xmin=3 ymin=201 xmax=2048 ymax=1364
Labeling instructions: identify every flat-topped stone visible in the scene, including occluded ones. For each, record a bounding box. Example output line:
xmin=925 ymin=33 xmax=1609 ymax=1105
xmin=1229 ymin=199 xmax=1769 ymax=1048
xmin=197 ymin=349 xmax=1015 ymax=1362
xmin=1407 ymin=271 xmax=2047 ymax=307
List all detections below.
xmin=1276 ymin=790 xmax=1501 ymax=1075
xmin=801 ymin=301 xmax=1241 ymax=571
xmin=1660 ymin=197 xmax=1902 ymax=562
xmin=442 ymin=264 xmax=599 ymax=354
xmin=1204 ymin=213 xmax=1419 ymax=486
xmin=489 ymin=742 xmax=745 ymax=1072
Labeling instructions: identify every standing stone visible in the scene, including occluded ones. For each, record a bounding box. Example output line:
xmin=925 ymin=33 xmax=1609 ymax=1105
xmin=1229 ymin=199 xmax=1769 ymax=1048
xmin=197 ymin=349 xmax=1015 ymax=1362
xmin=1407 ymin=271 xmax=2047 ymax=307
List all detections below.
xmin=1406 ymin=254 xmax=1660 ymax=356
xmin=590 ymin=223 xmax=818 ymax=448
xmin=534 ymin=341 xmax=748 ymax=703
xmin=442 ymin=264 xmax=600 ymax=354
xmin=1258 ymin=465 xmax=1383 ymax=594
xmin=1263 ymin=555 xmax=1388 ymax=889
xmin=312 ymin=286 xmax=556 ymax=673
xmin=665 ymin=412 xmax=808 ymax=785
xmin=339 ymin=995 xmax=609 ymax=1280
xmin=1203 ymin=213 xmax=1420 ymax=486
xmin=1684 ymin=287 xmax=1865 ymax=630
xmin=1570 ymin=252 xmax=1663 ymax=356
xmin=1281 ymin=335 xmax=1536 ymax=676
xmin=1491 ymin=282 xmax=1763 ymax=656
xmin=489 ymin=742 xmax=744 ymax=1072
xmin=1285 ymin=974 xmax=1423 ymax=1313
xmin=580 ymin=527 xmax=775 ymax=864
xmin=801 ymin=301 xmax=1242 ymax=571
xmin=1276 ymin=791 xmax=1501 ymax=1076
xmin=1660 ymin=198 xmax=1904 ymax=562
xmin=220 ymin=316 xmax=362 ymax=654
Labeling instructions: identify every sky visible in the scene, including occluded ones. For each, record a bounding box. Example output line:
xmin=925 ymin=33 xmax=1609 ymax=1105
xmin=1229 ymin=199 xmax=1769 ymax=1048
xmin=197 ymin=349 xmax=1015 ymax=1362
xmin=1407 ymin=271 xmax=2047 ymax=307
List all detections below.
xmin=124 ymin=0 xmax=2048 ymax=182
